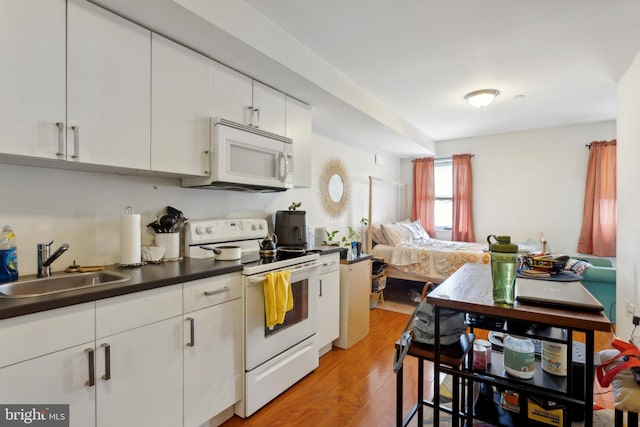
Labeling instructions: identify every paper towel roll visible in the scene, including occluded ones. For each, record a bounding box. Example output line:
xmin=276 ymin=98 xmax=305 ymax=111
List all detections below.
xmin=120 ymin=212 xmax=141 ymax=265
xmin=314 ymin=227 xmax=327 ymax=247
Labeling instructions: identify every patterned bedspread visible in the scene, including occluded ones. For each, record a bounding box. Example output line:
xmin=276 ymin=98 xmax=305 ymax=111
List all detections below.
xmin=388 ymin=238 xmax=490 ymax=282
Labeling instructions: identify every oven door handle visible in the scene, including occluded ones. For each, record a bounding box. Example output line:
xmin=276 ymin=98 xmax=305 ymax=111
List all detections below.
xmin=247 ymin=263 xmax=319 ymax=284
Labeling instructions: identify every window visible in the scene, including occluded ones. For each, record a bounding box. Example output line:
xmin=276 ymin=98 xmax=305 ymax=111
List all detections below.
xmin=434 ymin=159 xmax=452 ymax=229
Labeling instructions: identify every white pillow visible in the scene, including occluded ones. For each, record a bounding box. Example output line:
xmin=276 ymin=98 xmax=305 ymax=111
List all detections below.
xmin=370 ymin=224 xmax=389 ymax=245
xmin=406 ymin=220 xmax=430 ymax=240
xmin=381 ymin=223 xmax=414 ymax=246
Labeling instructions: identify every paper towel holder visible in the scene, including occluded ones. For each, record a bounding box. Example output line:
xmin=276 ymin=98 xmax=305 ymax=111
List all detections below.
xmin=119 ymin=206 xmax=144 ymax=268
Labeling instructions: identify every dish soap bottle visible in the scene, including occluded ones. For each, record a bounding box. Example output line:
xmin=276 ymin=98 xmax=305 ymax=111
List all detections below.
xmin=0 ymin=225 xmax=18 ymax=283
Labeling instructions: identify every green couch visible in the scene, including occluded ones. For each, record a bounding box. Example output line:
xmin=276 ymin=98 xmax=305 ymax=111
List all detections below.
xmin=575 ymin=256 xmax=617 ymax=323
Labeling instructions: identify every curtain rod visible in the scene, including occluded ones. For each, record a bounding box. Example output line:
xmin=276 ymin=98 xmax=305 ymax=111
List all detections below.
xmin=411 ymin=154 xmax=475 ymax=162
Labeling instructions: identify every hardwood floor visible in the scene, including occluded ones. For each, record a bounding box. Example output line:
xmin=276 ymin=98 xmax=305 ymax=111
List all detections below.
xmin=221 ymin=308 xmax=614 ymax=427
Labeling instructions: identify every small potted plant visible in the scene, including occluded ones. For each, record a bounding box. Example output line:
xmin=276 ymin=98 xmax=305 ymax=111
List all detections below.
xmin=322 ymin=230 xmax=341 ymax=246
xmin=322 ymin=230 xmax=351 ymax=258
xmin=347 ymin=217 xmax=368 ymax=256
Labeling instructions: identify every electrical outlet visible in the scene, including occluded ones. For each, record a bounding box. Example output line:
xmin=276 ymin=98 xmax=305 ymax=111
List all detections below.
xmin=630 ymin=304 xmax=636 ymax=316
xmin=626 ymin=299 xmax=630 ymax=315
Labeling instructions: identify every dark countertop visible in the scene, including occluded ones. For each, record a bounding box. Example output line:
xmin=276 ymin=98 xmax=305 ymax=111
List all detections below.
xmin=340 ymin=253 xmax=373 ymax=265
xmin=307 ymin=245 xmax=342 ymax=255
xmin=0 ymin=258 xmax=243 ymax=321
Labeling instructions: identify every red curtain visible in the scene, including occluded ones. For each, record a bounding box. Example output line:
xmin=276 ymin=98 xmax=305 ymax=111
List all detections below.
xmin=452 ymin=154 xmax=475 ymax=242
xmin=578 ymin=140 xmax=617 ymax=256
xmin=412 ymin=157 xmax=435 ymax=237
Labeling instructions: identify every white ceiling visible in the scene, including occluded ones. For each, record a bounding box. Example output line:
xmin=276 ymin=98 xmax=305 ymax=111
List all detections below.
xmin=243 ymin=0 xmax=640 ymax=141
xmin=94 ymin=0 xmax=640 ymax=157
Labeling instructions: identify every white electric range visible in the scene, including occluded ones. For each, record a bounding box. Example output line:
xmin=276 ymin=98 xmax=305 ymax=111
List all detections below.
xmin=184 ymin=218 xmax=320 ymax=417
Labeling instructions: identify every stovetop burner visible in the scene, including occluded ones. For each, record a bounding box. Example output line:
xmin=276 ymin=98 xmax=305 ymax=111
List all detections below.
xmin=185 ymin=218 xmax=319 ymax=275
xmin=259 ymin=251 xmax=305 ymax=264
xmin=239 ymin=247 xmax=318 ymax=274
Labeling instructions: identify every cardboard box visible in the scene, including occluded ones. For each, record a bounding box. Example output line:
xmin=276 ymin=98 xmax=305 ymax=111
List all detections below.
xmin=527 ymin=397 xmax=565 ymax=427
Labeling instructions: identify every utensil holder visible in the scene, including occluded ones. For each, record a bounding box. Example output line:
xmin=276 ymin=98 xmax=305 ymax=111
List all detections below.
xmin=155 ymin=233 xmax=180 ymax=260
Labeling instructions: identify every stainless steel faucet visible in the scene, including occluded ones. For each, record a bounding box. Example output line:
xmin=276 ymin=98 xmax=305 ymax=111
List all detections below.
xmin=37 ymin=241 xmax=70 ymax=277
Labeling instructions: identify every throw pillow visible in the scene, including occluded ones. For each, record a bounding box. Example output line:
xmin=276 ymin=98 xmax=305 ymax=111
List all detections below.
xmin=565 ymin=258 xmax=593 ymax=275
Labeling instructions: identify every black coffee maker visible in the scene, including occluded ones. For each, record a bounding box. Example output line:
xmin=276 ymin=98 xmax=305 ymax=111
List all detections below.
xmin=274 ymin=210 xmax=307 ymax=247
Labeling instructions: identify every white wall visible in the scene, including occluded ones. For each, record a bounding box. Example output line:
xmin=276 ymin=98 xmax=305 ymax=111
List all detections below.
xmin=616 ymin=50 xmax=640 ymax=339
xmin=430 ymin=121 xmax=616 ymax=253
xmin=0 ymin=131 xmax=402 ymax=275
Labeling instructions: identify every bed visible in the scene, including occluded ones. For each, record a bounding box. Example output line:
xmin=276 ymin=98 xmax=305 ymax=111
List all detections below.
xmin=366 ymin=176 xmax=490 ymax=284
xmin=369 ymin=220 xmax=490 ymax=283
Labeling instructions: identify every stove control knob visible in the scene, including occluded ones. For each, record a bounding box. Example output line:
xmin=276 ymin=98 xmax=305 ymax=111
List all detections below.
xmin=206 ymin=226 xmax=214 ymax=234
xmin=251 ymin=223 xmax=258 ymax=231
xmin=259 ymin=223 xmax=265 ymax=231
xmin=195 ymin=226 xmax=205 ymax=235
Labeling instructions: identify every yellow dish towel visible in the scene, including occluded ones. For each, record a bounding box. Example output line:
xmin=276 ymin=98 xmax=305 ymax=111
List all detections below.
xmin=263 ymin=270 xmax=293 ymax=329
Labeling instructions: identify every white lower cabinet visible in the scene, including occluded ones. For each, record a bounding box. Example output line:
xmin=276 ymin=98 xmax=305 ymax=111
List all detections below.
xmin=318 ymin=253 xmax=340 ymax=356
xmin=95 ymin=284 xmax=183 ymax=427
xmin=0 ymin=343 xmax=96 ymax=427
xmin=96 ymin=317 xmax=183 ymax=427
xmin=0 ymin=274 xmax=242 ymax=427
xmin=183 ymin=275 xmax=243 ymax=427
xmin=0 ymin=303 xmax=96 ymax=427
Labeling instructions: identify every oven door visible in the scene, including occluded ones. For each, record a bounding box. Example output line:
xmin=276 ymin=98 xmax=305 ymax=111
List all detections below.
xmin=213 ymin=119 xmax=293 ymax=189
xmin=244 ymin=263 xmax=319 ymax=371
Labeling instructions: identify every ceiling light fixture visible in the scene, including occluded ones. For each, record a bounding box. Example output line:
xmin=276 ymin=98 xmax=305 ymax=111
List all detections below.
xmin=464 ymin=89 xmax=500 ymax=108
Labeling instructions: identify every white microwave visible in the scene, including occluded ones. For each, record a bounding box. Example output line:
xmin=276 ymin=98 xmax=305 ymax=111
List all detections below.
xmin=183 ymin=118 xmax=293 ymax=191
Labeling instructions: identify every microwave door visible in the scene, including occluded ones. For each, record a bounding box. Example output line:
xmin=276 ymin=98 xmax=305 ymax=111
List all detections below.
xmin=214 ymin=124 xmax=288 ymax=188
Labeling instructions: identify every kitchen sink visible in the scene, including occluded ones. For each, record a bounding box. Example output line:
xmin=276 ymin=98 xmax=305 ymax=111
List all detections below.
xmin=0 ymin=271 xmax=131 ymax=298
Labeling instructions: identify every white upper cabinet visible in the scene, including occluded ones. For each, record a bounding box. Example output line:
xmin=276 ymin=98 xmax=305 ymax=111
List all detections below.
xmin=210 ymin=61 xmax=253 ymax=126
xmin=286 ymin=97 xmax=312 ymax=188
xmin=67 ymin=0 xmax=151 ymax=169
xmin=252 ymin=81 xmax=286 ymax=136
xmin=0 ymin=1 xmax=312 ymax=181
xmin=151 ymin=34 xmax=210 ymax=176
xmin=210 ymin=62 xmax=287 ymax=136
xmin=0 ymin=0 xmax=66 ymax=159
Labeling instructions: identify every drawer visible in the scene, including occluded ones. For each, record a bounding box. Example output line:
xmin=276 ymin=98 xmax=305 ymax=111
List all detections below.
xmin=320 ymin=253 xmax=340 ymax=274
xmin=96 ymin=284 xmax=182 ymax=338
xmin=0 ymin=302 xmax=95 ymax=368
xmin=183 ymin=273 xmax=242 ymax=313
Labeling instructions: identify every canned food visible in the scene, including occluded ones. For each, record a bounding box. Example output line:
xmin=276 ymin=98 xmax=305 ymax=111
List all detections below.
xmin=473 ymin=344 xmax=488 ymax=371
xmin=475 ymin=339 xmax=492 ymax=365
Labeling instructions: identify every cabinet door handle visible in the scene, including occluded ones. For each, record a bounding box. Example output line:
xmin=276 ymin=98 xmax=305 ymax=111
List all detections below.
xmin=203 ymin=286 xmax=229 ymax=296
xmin=319 ymin=279 xmax=323 ymax=297
xmin=254 ymin=108 xmax=260 ymax=128
xmin=187 ymin=317 xmax=195 ymax=347
xmin=101 ymin=343 xmax=111 ymax=380
xmin=85 ymin=347 xmax=95 ymax=387
xmin=246 ymin=106 xmax=254 ymax=127
xmin=71 ymin=126 xmax=80 ymax=159
xmin=55 ymin=122 xmax=65 ymax=157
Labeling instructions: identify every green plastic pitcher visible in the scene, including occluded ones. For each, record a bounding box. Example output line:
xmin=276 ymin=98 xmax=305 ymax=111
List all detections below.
xmin=487 ymin=235 xmax=518 ymax=304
